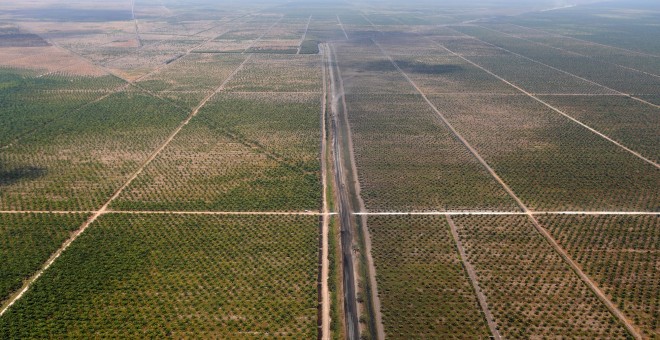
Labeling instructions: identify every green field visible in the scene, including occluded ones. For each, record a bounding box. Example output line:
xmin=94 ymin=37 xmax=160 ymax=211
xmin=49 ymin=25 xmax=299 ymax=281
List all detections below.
xmin=368 ymin=215 xmax=491 ymax=338
xmin=539 ymin=214 xmax=659 ymax=338
xmin=0 ymin=214 xmax=319 ymax=338
xmin=452 ymin=215 xmax=629 ymax=338
xmin=112 ymin=92 xmax=321 ymax=212
xmin=0 ymin=213 xmax=88 ymax=302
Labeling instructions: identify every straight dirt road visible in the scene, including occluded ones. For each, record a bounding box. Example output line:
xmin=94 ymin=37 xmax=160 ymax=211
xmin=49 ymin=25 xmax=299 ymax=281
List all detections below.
xmin=326 ymin=43 xmax=360 ymax=340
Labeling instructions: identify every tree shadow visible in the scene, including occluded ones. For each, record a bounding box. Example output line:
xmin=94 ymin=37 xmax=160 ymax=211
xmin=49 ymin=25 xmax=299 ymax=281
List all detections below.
xmin=0 ymin=165 xmax=47 ymax=187
xmin=358 ymin=59 xmax=463 ymax=74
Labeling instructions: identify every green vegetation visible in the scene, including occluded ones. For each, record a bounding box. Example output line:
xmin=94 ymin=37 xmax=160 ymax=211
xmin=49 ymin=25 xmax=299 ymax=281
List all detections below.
xmin=368 ymin=215 xmax=491 ymax=338
xmin=0 ymin=214 xmax=319 ymax=338
xmin=0 ymin=89 xmax=187 ymax=211
xmin=344 ymin=93 xmax=518 ymax=211
xmin=299 ymin=39 xmax=320 ymax=54
xmin=453 ymin=215 xmax=629 ymax=338
xmin=223 ymin=54 xmax=321 ymax=92
xmin=0 ymin=213 xmax=88 ymax=302
xmin=113 ymin=93 xmax=321 ymax=211
xmin=428 ymin=94 xmax=659 ymax=211
xmin=538 ymin=95 xmax=659 ymax=163
xmin=539 ymin=214 xmax=659 ymax=339
xmin=0 ymin=69 xmax=123 ymax=145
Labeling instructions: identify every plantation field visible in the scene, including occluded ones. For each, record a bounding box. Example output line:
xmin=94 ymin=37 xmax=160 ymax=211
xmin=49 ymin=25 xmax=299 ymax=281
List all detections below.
xmin=222 ymin=54 xmax=322 ymax=92
xmin=0 ymin=75 xmax=106 ymax=146
xmin=0 ymin=214 xmax=319 ymax=338
xmin=452 ymin=215 xmax=629 ymax=338
xmin=342 ymin=93 xmax=518 ymax=212
xmin=498 ymin=2 xmax=660 ymax=55
xmin=367 ymin=215 xmax=491 ymax=338
xmin=477 ymin=23 xmax=660 ymax=77
xmin=537 ymin=95 xmax=660 ymax=163
xmin=135 ymin=53 xmax=247 ymax=108
xmin=539 ymin=215 xmax=659 ymax=338
xmin=0 ymin=213 xmax=88 ymax=303
xmin=451 ymin=25 xmax=660 ymax=96
xmin=0 ymin=89 xmax=187 ymax=211
xmin=0 ymin=0 xmax=658 ymax=339
xmin=113 ymin=93 xmax=321 ymax=212
xmin=426 ymin=93 xmax=659 ymax=211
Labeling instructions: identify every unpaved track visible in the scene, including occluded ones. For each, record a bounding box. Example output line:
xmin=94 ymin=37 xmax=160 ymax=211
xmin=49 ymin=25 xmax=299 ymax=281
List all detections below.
xmin=0 ymin=56 xmax=252 ymax=318
xmin=355 ymin=211 xmax=659 ymax=216
xmin=425 ymin=35 xmax=660 ymax=169
xmin=297 ymin=15 xmax=313 ymax=55
xmin=105 ymin=210 xmax=332 ymax=216
xmin=319 ymin=44 xmax=331 ymax=340
xmin=131 ymin=0 xmax=142 ymax=48
xmin=337 ymin=16 xmax=349 ymax=40
xmin=446 ymin=215 xmax=500 ymax=340
xmin=0 ymin=210 xmax=654 ymax=216
xmin=373 ymin=37 xmax=644 ymax=340
xmin=328 ymin=43 xmax=384 ymax=340
xmin=326 ymin=43 xmax=360 ymax=340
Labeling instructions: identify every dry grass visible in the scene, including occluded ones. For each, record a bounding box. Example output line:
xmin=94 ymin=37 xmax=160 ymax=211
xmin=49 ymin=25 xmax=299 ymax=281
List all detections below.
xmin=0 ymin=46 xmax=107 ymax=76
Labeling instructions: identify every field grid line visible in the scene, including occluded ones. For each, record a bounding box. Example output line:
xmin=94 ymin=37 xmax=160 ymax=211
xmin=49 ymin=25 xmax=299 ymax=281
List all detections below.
xmin=0 ymin=210 xmax=656 ymax=216
xmin=297 ymin=15 xmax=313 ymax=55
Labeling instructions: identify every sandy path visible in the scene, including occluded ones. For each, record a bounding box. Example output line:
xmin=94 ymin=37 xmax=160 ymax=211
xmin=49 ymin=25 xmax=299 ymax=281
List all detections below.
xmin=131 ymin=0 xmax=142 ymax=48
xmin=446 ymin=215 xmax=501 ymax=339
xmin=297 ymin=15 xmax=313 ymax=55
xmin=0 ymin=210 xmax=654 ymax=216
xmin=0 ymin=56 xmax=252 ymax=318
xmin=373 ymin=37 xmax=644 ymax=340
xmin=319 ymin=44 xmax=331 ymax=340
xmin=329 ymin=43 xmax=384 ymax=340
xmin=337 ymin=16 xmax=349 ymax=40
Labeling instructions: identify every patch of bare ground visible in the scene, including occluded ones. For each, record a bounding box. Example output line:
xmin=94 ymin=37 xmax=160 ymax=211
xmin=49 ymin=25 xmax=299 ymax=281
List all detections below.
xmin=0 ymin=46 xmax=108 ymax=76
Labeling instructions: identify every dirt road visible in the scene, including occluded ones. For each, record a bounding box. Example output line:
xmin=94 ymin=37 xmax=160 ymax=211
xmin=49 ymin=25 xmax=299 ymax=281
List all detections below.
xmin=326 ymin=43 xmax=360 ymax=340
